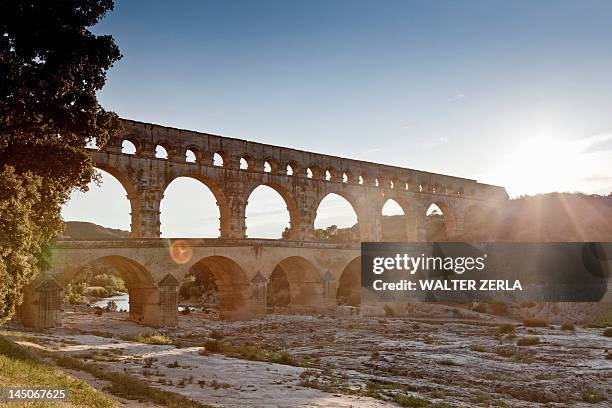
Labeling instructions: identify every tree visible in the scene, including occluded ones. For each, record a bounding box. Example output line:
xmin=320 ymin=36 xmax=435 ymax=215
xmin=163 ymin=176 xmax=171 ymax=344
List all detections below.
xmin=0 ymin=1 xmax=121 ymax=323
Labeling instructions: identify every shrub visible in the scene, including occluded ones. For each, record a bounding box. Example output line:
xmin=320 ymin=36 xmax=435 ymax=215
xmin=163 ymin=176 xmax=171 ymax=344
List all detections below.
xmin=470 ymin=344 xmax=486 ymax=352
xmin=87 ymin=286 xmax=109 ymax=298
xmin=210 ymin=330 xmax=224 ymax=340
xmin=472 ymin=304 xmax=487 ymax=313
xmin=489 ymin=302 xmax=510 ymax=316
xmin=561 ymin=323 xmax=575 ymax=331
xmin=133 ymin=333 xmax=172 ymax=345
xmin=204 ymin=340 xmax=222 ymax=352
xmin=517 ymin=336 xmax=540 ymax=346
xmin=603 ymin=328 xmax=612 ymax=337
xmin=104 ymin=300 xmax=117 ymax=312
xmin=65 ymin=290 xmax=82 ymax=305
xmin=180 ymin=307 xmax=190 ymax=315
xmin=497 ymin=324 xmax=516 ymax=335
xmin=523 ymin=318 xmax=547 ymax=327
xmin=581 ymin=388 xmax=605 ymax=403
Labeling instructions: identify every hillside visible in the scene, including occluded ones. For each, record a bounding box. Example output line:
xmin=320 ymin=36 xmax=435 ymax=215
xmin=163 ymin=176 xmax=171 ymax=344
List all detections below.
xmin=61 ymin=221 xmax=130 ymax=240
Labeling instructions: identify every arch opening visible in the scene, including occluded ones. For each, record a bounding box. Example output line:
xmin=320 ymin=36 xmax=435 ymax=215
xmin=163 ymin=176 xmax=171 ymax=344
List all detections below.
xmin=240 ymin=157 xmax=249 ymax=170
xmin=155 ymin=145 xmax=169 ymax=159
xmin=314 ymin=193 xmax=359 ymax=242
xmin=160 ymin=176 xmax=225 ymax=238
xmin=188 ymin=256 xmax=251 ymax=320
xmin=61 ymin=168 xmax=133 ymax=236
xmin=381 ymin=199 xmax=409 ymax=241
xmin=61 ymin=256 xmax=158 ymax=326
xmin=121 ymin=140 xmax=137 ymax=155
xmin=426 ymin=203 xmax=448 ymax=241
xmin=270 ymin=256 xmax=322 ymax=308
xmin=266 ymin=266 xmax=290 ymax=308
xmin=186 ymin=148 xmax=200 ymax=163
xmin=337 ymin=257 xmax=361 ymax=306
xmin=213 ymin=152 xmax=224 ymax=167
xmin=246 ymin=185 xmax=294 ymax=239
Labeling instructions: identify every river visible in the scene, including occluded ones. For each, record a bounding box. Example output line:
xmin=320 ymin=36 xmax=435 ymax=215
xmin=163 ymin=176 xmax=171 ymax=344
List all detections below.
xmin=89 ymin=293 xmax=195 ymax=312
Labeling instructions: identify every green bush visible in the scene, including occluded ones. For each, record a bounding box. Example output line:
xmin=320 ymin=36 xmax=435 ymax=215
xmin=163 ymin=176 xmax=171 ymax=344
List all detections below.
xmin=517 ymin=336 xmax=540 ymax=346
xmin=561 ymin=323 xmax=575 ymax=331
xmin=523 ymin=318 xmax=547 ymax=327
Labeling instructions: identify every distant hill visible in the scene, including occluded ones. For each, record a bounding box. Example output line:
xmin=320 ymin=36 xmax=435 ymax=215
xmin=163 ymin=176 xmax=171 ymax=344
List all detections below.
xmin=61 ymin=221 xmax=130 ymax=240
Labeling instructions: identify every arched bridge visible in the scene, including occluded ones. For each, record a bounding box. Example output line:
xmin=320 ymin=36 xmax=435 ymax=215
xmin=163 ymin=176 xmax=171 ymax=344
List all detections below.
xmin=18 ymin=119 xmax=507 ymax=329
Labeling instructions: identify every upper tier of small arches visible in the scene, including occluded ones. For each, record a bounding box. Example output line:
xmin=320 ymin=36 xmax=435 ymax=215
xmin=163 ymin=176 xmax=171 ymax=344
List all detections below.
xmin=101 ymin=119 xmax=507 ymax=200
xmin=117 ymin=138 xmax=470 ymax=196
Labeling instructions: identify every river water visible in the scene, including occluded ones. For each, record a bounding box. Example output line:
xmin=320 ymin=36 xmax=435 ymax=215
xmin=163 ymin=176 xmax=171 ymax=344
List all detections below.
xmin=90 ymin=293 xmax=129 ymax=311
xmin=89 ymin=293 xmax=195 ymax=312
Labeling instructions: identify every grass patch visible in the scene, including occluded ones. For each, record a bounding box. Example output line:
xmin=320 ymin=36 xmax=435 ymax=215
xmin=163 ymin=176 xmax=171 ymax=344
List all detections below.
xmin=0 ymin=335 xmax=114 ymax=407
xmin=131 ymin=333 xmax=173 ymax=345
xmin=517 ymin=336 xmax=540 ymax=346
xmin=392 ymin=394 xmax=431 ymax=407
xmin=53 ymin=355 xmax=210 ymax=407
xmin=522 ymin=318 xmax=547 ymax=327
xmin=469 ymin=344 xmax=486 ymax=352
xmin=437 ymin=359 xmax=461 ymax=366
xmin=581 ymin=388 xmax=605 ymax=403
xmin=200 ymin=342 xmax=304 ymax=366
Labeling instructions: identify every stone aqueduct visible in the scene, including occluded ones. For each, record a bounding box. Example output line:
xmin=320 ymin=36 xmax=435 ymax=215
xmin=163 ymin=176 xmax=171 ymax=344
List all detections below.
xmin=18 ymin=119 xmax=508 ymax=329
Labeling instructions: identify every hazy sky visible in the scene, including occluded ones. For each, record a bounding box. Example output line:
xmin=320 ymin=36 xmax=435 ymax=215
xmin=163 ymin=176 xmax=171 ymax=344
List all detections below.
xmin=63 ymin=0 xmax=612 ymax=237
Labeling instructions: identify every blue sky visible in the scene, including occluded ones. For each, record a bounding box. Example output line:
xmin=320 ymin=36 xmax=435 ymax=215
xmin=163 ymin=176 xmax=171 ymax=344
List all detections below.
xmin=63 ymin=0 xmax=612 ymax=236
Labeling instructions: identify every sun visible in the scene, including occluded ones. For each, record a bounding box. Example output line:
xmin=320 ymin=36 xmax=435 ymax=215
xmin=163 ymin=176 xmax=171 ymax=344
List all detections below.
xmin=493 ymin=136 xmax=577 ymax=197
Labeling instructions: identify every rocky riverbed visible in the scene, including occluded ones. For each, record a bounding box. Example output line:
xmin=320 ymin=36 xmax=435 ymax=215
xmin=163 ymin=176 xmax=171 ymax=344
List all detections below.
xmin=4 ymin=304 xmax=611 ymax=407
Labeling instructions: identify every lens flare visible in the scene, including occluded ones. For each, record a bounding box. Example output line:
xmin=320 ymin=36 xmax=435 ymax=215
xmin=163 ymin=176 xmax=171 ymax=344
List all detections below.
xmin=169 ymin=239 xmax=193 ymax=264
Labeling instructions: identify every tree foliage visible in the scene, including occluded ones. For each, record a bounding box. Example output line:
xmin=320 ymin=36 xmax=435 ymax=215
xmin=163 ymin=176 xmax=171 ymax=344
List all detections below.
xmin=0 ymin=0 xmax=121 ymax=323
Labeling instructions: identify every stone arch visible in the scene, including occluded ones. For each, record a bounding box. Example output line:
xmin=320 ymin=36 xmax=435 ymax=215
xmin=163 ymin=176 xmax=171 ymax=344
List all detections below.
xmin=120 ymin=136 xmax=140 ymax=155
xmin=185 ymin=145 xmax=202 ymax=163
xmin=337 ymin=257 xmax=360 ymax=306
xmin=285 ymin=161 xmax=298 ymax=176
xmin=325 ymin=167 xmax=337 ymax=181
xmin=425 ymin=200 xmax=455 ymax=241
xmin=213 ymin=151 xmax=226 ymax=167
xmin=189 ymin=256 xmax=251 ymax=320
xmin=263 ymin=158 xmax=278 ymax=173
xmin=314 ymin=191 xmax=360 ymax=242
xmin=58 ymin=255 xmax=154 ymax=288
xmin=380 ymin=197 xmax=417 ymax=241
xmin=240 ymin=154 xmax=255 ymax=170
xmin=309 ymin=165 xmax=321 ymax=179
xmin=58 ymin=255 xmax=160 ymax=327
xmin=245 ymin=183 xmax=298 ymax=239
xmin=163 ymin=174 xmax=230 ymax=238
xmin=270 ymin=256 xmax=323 ymax=307
xmin=90 ymin=163 xmax=140 ymax=238
xmin=154 ymin=141 xmax=174 ymax=160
